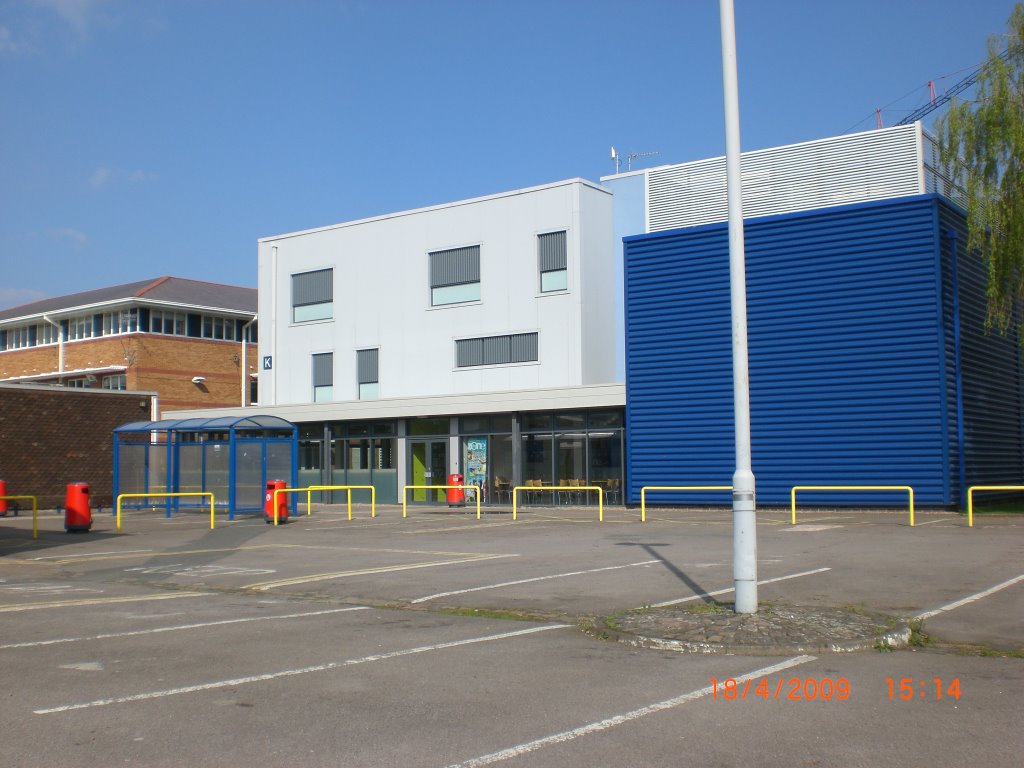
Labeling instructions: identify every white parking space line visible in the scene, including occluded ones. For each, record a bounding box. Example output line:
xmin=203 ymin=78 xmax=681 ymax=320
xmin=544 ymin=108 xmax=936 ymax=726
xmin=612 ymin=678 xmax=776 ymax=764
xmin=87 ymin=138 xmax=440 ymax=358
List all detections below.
xmin=245 ymin=554 xmax=515 ymax=591
xmin=33 ymin=624 xmax=570 ymax=714
xmin=913 ymin=518 xmax=956 ymax=527
xmin=0 ymin=592 xmax=210 ymax=613
xmin=401 ymin=521 xmax=547 ymax=535
xmin=410 ymin=560 xmax=661 ymax=603
xmin=29 ymin=549 xmax=153 ymax=561
xmin=650 ymin=567 xmax=831 ymax=608
xmin=914 ymin=574 xmax=1024 ymax=621
xmin=1 ymin=606 xmax=371 ymax=650
xmin=443 ymin=654 xmax=816 ymax=768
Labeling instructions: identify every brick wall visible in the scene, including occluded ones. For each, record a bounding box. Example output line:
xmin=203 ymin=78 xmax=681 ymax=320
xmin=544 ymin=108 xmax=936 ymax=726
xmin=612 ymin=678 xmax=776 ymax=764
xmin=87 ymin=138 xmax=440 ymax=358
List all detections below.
xmin=0 ymin=335 xmax=257 ymax=413
xmin=131 ymin=336 xmax=257 ymax=411
xmin=0 ymin=384 xmax=155 ymax=509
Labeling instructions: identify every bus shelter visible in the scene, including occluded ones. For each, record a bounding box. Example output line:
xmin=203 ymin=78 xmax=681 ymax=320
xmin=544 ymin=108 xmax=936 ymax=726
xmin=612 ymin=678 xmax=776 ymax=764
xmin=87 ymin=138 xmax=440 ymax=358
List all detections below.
xmin=113 ymin=415 xmax=298 ymax=518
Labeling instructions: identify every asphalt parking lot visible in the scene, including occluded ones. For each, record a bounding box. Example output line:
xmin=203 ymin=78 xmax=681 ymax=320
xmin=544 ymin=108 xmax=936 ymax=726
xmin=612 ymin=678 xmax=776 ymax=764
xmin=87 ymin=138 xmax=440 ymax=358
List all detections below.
xmin=1 ymin=504 xmax=1021 ymax=767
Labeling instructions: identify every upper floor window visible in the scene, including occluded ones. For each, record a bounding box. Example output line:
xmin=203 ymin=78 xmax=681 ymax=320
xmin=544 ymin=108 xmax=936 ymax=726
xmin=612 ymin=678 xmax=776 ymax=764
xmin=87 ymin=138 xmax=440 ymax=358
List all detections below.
xmin=149 ymin=309 xmax=186 ymax=336
xmin=539 ymin=230 xmax=567 ymax=292
xmin=102 ymin=309 xmax=138 ymax=335
xmin=38 ymin=323 xmax=59 ymax=345
xmin=65 ymin=315 xmax=96 ymax=341
xmin=1 ymin=325 xmax=32 ymax=350
xmin=430 ymin=245 xmax=480 ymax=306
xmin=357 ymin=348 xmax=379 ymax=400
xmin=456 ymin=332 xmax=538 ymax=368
xmin=293 ymin=269 xmax=334 ymax=322
xmin=312 ymin=352 xmax=333 ymax=403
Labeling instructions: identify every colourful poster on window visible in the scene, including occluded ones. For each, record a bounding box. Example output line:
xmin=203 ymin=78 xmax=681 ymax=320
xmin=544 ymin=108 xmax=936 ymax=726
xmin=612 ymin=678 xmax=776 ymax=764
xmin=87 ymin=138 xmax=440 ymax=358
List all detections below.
xmin=463 ymin=437 xmax=487 ymax=502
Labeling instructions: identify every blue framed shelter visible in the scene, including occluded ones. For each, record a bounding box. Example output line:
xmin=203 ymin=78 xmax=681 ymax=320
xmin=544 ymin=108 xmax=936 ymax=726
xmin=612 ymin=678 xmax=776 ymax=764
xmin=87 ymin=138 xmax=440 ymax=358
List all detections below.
xmin=113 ymin=415 xmax=299 ymax=518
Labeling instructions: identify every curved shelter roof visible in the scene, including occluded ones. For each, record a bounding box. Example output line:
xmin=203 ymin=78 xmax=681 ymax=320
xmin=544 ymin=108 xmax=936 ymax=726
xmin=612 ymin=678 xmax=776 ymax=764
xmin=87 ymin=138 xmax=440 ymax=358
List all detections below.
xmin=115 ymin=415 xmax=295 ymax=433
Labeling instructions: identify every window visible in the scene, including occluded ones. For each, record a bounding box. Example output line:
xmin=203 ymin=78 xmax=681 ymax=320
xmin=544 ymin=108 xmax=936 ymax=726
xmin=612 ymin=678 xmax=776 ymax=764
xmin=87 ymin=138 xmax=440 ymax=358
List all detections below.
xmin=539 ymin=231 xmax=567 ymax=292
xmin=312 ymin=352 xmax=333 ymax=403
xmin=102 ymin=309 xmax=138 ymax=335
xmin=102 ymin=374 xmax=127 ymax=390
xmin=66 ymin=315 xmax=94 ymax=340
xmin=38 ymin=323 xmax=58 ymax=345
xmin=456 ymin=332 xmax=538 ymax=368
xmin=2 ymin=325 xmax=30 ymax=350
xmin=430 ymin=245 xmax=480 ymax=306
xmin=357 ymin=348 xmax=379 ymax=400
xmin=149 ymin=310 xmax=186 ymax=336
xmin=293 ymin=269 xmax=334 ymax=322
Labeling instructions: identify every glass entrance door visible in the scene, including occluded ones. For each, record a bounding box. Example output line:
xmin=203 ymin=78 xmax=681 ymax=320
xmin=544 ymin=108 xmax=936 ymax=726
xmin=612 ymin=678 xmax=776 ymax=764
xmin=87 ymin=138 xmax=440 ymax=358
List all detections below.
xmin=410 ymin=440 xmax=447 ymax=502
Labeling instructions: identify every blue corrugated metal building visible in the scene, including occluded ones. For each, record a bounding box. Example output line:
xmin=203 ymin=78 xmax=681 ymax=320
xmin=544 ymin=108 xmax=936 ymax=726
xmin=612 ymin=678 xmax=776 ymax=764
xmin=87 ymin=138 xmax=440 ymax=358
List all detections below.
xmin=624 ymin=193 xmax=1024 ymax=507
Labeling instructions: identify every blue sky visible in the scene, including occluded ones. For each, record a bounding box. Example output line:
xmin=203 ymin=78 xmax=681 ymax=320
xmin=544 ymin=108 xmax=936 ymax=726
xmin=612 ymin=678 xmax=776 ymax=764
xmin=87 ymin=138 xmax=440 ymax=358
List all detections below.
xmin=0 ymin=0 xmax=1017 ymax=309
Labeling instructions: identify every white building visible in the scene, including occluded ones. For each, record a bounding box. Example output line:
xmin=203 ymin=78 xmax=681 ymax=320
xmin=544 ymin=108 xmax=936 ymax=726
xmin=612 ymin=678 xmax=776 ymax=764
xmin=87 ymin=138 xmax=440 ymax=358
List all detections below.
xmin=259 ymin=178 xmax=617 ymax=405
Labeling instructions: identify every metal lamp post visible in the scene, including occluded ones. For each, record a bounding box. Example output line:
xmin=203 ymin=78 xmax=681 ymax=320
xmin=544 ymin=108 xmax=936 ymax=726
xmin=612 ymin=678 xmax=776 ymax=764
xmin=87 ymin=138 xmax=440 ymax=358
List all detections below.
xmin=719 ymin=0 xmax=758 ymax=613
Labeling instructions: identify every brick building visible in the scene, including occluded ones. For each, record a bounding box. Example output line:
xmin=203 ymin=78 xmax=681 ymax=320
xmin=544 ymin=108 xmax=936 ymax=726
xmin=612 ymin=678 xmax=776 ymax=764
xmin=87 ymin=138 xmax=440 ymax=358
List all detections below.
xmin=0 ymin=276 xmax=258 ymax=413
xmin=0 ymin=383 xmax=157 ymax=508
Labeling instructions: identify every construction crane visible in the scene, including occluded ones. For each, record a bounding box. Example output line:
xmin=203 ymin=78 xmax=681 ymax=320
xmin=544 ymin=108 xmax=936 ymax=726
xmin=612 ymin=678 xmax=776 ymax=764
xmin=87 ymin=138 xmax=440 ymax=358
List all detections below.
xmin=895 ymin=48 xmax=1011 ymax=126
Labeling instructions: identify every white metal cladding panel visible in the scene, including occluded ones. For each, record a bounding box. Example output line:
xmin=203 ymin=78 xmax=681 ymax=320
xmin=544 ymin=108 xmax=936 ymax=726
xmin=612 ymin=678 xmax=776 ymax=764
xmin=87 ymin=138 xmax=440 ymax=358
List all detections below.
xmin=646 ymin=125 xmax=924 ymax=232
xmin=922 ymin=131 xmax=968 ymax=208
xmin=939 ymin=202 xmax=1024 ymax=494
xmin=625 ymin=195 xmax=952 ymax=506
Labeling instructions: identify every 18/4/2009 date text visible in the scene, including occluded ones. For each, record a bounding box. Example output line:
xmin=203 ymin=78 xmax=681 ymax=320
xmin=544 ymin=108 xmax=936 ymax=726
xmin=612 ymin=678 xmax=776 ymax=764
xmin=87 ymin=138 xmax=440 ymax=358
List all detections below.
xmin=710 ymin=677 xmax=850 ymax=701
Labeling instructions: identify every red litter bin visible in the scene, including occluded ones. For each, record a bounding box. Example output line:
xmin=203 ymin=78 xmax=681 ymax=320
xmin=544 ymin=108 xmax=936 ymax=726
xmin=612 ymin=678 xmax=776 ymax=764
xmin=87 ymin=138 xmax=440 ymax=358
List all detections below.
xmin=0 ymin=478 xmax=7 ymax=517
xmin=264 ymin=480 xmax=288 ymax=524
xmin=447 ymin=473 xmax=465 ymax=508
xmin=65 ymin=482 xmax=92 ymax=533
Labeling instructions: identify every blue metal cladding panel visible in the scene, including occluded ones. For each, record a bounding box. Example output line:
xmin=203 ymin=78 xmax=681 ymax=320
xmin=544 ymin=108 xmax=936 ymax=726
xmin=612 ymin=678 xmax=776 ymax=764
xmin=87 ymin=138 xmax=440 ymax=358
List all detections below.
xmin=939 ymin=202 xmax=1024 ymax=497
xmin=625 ymin=195 xmax=952 ymax=506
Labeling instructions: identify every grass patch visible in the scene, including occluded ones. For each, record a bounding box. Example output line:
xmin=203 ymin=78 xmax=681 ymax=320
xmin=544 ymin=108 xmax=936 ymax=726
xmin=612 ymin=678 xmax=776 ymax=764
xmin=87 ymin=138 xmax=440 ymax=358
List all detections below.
xmin=872 ymin=616 xmax=899 ymax=634
xmin=434 ymin=607 xmax=550 ymax=622
xmin=908 ymin=619 xmax=933 ymax=648
xmin=950 ymin=643 xmax=1024 ymax=659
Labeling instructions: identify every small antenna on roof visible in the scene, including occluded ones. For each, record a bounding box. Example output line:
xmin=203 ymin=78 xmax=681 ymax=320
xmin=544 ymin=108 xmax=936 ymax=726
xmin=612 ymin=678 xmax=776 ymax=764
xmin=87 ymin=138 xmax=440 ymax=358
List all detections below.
xmin=610 ymin=147 xmax=660 ymax=174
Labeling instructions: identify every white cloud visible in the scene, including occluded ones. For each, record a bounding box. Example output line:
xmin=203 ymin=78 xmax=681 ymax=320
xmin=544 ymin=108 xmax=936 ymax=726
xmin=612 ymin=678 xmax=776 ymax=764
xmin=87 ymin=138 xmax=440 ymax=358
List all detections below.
xmin=51 ymin=227 xmax=89 ymax=245
xmin=89 ymin=166 xmax=113 ymax=189
xmin=0 ymin=287 xmax=47 ymax=311
xmin=0 ymin=25 xmax=19 ymax=53
xmin=89 ymin=166 xmax=150 ymax=189
xmin=31 ymin=0 xmax=107 ymax=41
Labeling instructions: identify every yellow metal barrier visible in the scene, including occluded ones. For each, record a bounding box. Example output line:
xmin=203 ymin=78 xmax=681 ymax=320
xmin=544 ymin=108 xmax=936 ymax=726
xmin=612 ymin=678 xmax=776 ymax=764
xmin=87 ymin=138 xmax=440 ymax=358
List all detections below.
xmin=512 ymin=486 xmax=605 ymax=521
xmin=639 ymin=486 xmax=732 ymax=522
xmin=966 ymin=485 xmax=1024 ymax=528
xmin=790 ymin=485 xmax=915 ymax=526
xmin=1 ymin=495 xmax=39 ymax=540
xmin=268 ymin=487 xmax=309 ymax=526
xmin=401 ymin=486 xmax=481 ymax=519
xmin=306 ymin=485 xmax=377 ymax=520
xmin=116 ymin=492 xmax=216 ymax=531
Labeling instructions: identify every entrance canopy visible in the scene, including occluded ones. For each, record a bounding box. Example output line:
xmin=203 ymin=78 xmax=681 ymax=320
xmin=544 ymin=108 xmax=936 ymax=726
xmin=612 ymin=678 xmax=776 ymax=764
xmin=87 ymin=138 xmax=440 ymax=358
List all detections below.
xmin=114 ymin=415 xmax=298 ymax=517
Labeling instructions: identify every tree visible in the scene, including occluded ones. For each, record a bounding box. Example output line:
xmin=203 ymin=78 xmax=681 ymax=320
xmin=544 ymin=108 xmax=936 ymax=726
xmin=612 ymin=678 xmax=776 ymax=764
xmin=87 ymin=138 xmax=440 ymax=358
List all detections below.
xmin=937 ymin=3 xmax=1024 ymax=333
